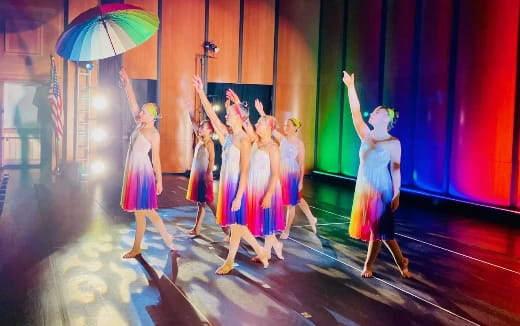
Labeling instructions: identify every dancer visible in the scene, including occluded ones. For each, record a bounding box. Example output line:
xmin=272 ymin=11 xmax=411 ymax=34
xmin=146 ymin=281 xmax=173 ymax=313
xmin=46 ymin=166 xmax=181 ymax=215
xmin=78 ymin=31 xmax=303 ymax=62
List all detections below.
xmin=193 ymin=76 xmax=268 ymax=274
xmin=226 ymin=92 xmax=284 ymax=260
xmin=184 ymin=105 xmax=216 ymax=236
xmin=251 ymin=99 xmax=317 ymax=239
xmin=247 ymin=115 xmax=285 ymax=261
xmin=119 ymin=68 xmax=174 ymax=258
xmin=342 ymin=71 xmax=410 ymax=278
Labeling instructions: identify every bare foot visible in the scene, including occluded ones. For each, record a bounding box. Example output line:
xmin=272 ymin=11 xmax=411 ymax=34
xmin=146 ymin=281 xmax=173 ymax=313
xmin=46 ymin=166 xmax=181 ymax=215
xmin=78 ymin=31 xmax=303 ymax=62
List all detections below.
xmin=361 ymin=268 xmax=373 ymax=278
xmin=186 ymin=228 xmax=200 ymax=236
xmin=310 ymin=217 xmax=318 ymax=234
xmin=251 ymin=255 xmax=271 ymax=262
xmin=215 ymin=261 xmax=234 ymax=275
xmin=273 ymin=241 xmax=284 ymax=260
xmin=401 ymin=258 xmax=411 ymax=278
xmin=280 ymin=231 xmax=289 ymax=240
xmin=258 ymin=249 xmax=269 ymax=269
xmin=122 ymin=249 xmax=141 ymax=259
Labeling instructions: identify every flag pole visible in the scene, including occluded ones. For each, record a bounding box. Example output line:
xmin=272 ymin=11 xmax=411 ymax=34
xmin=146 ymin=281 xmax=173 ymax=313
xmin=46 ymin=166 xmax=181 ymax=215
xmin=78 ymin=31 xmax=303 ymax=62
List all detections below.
xmin=54 ymin=131 xmax=60 ymax=175
xmin=50 ymin=54 xmax=61 ymax=175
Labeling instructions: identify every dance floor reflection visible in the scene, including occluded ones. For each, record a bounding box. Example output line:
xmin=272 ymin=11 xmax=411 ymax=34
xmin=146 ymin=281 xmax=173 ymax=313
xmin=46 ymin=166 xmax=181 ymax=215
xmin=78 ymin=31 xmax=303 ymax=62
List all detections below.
xmin=1 ymin=169 xmax=519 ymax=325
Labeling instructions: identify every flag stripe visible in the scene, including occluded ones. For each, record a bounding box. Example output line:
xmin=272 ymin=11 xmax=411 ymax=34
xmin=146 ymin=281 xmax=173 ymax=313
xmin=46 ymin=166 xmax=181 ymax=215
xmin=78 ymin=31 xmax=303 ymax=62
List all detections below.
xmin=48 ymin=56 xmax=63 ymax=139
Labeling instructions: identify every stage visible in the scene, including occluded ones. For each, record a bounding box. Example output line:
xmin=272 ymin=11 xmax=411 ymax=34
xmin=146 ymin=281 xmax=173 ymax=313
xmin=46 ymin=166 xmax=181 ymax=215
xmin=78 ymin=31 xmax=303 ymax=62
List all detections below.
xmin=0 ymin=168 xmax=519 ymax=326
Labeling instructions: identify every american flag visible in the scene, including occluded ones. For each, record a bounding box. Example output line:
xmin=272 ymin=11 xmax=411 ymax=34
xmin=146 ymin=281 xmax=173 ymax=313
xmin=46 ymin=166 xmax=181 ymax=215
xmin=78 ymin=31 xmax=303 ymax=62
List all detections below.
xmin=48 ymin=55 xmax=63 ymax=139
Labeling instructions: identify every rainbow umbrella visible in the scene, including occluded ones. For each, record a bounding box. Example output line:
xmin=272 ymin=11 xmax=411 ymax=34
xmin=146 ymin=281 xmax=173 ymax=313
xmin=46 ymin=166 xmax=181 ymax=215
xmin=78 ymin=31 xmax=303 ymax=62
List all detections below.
xmin=55 ymin=4 xmax=159 ymax=61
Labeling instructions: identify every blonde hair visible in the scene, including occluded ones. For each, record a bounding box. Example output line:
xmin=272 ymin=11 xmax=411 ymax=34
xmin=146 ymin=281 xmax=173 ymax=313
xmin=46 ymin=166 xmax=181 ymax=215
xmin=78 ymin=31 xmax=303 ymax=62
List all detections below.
xmin=379 ymin=106 xmax=399 ymax=130
xmin=288 ymin=117 xmax=301 ymax=130
xmin=143 ymin=103 xmax=159 ymax=119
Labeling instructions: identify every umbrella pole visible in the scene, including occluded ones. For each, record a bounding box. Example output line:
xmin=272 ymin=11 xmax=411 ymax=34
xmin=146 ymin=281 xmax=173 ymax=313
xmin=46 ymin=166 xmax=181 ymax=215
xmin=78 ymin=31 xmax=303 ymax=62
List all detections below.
xmin=101 ymin=16 xmax=118 ymax=56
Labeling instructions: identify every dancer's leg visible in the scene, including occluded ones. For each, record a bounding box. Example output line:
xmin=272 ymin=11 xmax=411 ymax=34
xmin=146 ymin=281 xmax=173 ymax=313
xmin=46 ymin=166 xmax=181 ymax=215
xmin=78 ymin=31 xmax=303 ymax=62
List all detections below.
xmin=208 ymin=201 xmax=230 ymax=241
xmin=383 ymin=239 xmax=411 ymax=278
xmin=188 ymin=203 xmax=205 ymax=235
xmin=123 ymin=211 xmax=147 ymax=258
xmin=240 ymin=226 xmax=269 ymax=268
xmin=280 ymin=206 xmax=296 ymax=239
xmin=361 ymin=237 xmax=382 ymax=278
xmin=298 ymin=198 xmax=317 ymax=233
xmin=264 ymin=234 xmax=284 ymax=260
xmin=147 ymin=210 xmax=175 ymax=250
xmin=216 ymin=224 xmax=243 ymax=274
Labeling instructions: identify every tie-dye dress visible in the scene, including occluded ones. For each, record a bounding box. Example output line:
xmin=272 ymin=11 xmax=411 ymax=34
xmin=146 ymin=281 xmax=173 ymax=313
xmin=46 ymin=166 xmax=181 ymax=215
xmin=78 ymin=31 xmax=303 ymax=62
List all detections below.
xmin=121 ymin=126 xmax=158 ymax=211
xmin=216 ymin=135 xmax=247 ymax=226
xmin=348 ymin=139 xmax=395 ymax=241
xmin=245 ymin=144 xmax=285 ymax=236
xmin=280 ymin=138 xmax=302 ymax=206
xmin=186 ymin=141 xmax=214 ymax=203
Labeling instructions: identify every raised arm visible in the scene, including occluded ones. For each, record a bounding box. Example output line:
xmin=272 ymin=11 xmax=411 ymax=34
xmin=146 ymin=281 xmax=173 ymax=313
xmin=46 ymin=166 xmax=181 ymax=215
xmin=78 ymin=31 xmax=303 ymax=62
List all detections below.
xmin=255 ymin=99 xmax=283 ymax=141
xmin=231 ymin=137 xmax=251 ymax=212
xmin=183 ymin=101 xmax=199 ymax=135
xmin=242 ymin=118 xmax=259 ymax=143
xmin=193 ymin=75 xmax=228 ymax=137
xmin=389 ymin=139 xmax=401 ymax=212
xmin=226 ymin=89 xmax=241 ymax=105
xmin=342 ymin=71 xmax=370 ymax=140
xmin=226 ymin=89 xmax=259 ymax=143
xmin=150 ymin=131 xmax=163 ymax=195
xmin=261 ymin=144 xmax=281 ymax=208
xmin=254 ymin=99 xmax=266 ymax=117
xmin=120 ymin=68 xmax=139 ymax=120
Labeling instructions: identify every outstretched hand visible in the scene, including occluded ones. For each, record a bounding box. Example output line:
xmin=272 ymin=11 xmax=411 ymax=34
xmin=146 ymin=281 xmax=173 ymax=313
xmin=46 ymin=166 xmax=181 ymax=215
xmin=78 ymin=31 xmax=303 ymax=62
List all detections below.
xmin=226 ymin=89 xmax=241 ymax=104
xmin=254 ymin=99 xmax=266 ymax=116
xmin=342 ymin=71 xmax=355 ymax=88
xmin=193 ymin=75 xmax=204 ymax=91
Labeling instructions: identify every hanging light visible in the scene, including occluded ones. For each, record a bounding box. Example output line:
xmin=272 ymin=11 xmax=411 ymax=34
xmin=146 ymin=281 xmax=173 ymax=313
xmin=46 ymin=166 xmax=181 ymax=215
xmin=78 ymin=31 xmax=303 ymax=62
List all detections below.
xmin=203 ymin=41 xmax=219 ymax=53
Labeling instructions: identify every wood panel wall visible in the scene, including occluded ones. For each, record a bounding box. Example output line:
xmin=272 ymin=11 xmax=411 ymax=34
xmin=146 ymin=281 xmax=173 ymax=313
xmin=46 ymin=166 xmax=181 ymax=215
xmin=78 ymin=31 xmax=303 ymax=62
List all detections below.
xmin=159 ymin=0 xmax=206 ymax=172
xmin=241 ymin=0 xmax=275 ymax=85
xmin=122 ymin=0 xmax=158 ymax=80
xmin=275 ymin=0 xmax=320 ymax=172
xmin=207 ymin=0 xmax=240 ymax=83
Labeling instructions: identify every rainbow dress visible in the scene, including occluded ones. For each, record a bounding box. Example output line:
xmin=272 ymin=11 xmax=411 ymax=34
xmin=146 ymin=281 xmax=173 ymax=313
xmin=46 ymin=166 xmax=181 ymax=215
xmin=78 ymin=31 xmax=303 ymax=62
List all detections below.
xmin=280 ymin=138 xmax=302 ymax=206
xmin=121 ymin=126 xmax=158 ymax=212
xmin=186 ymin=141 xmax=214 ymax=203
xmin=245 ymin=144 xmax=285 ymax=236
xmin=216 ymin=135 xmax=247 ymax=226
xmin=348 ymin=139 xmax=395 ymax=241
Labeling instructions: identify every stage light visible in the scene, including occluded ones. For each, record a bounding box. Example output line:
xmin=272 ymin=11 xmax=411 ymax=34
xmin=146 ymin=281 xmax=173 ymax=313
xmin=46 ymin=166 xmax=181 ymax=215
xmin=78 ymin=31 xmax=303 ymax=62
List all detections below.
xmin=92 ymin=95 xmax=107 ymax=110
xmin=91 ymin=127 xmax=108 ymax=142
xmin=212 ymin=165 xmax=218 ymax=171
xmin=91 ymin=160 xmax=106 ymax=175
xmin=211 ymin=133 xmax=219 ymax=140
xmin=363 ymin=111 xmax=369 ymax=118
xmin=203 ymin=41 xmax=219 ymax=53
xmin=78 ymin=61 xmax=94 ymax=71
xmin=212 ymin=104 xmax=221 ymax=112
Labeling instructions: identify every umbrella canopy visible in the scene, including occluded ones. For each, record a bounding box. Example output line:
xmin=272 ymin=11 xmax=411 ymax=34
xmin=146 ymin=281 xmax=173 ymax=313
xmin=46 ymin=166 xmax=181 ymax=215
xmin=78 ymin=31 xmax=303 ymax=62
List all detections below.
xmin=55 ymin=4 xmax=159 ymax=61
